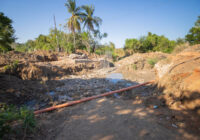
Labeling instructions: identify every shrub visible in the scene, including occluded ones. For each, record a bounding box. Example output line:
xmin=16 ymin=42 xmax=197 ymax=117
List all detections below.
xmin=4 ymin=60 xmax=19 ymax=72
xmin=0 ymin=104 xmax=36 ymax=139
xmin=147 ymin=58 xmax=158 ymax=67
xmin=112 ymin=52 xmax=118 ymax=62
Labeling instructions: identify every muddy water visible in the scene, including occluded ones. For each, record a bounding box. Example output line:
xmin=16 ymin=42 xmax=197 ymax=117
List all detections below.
xmin=106 ymin=73 xmax=124 ymax=84
xmin=106 ymin=73 xmax=126 ymax=98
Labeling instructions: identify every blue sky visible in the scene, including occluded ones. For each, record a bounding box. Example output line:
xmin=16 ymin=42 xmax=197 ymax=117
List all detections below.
xmin=1 ymin=0 xmax=200 ymax=48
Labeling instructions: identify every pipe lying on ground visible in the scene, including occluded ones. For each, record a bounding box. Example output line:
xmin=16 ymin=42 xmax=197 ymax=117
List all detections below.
xmin=34 ymin=80 xmax=155 ymax=115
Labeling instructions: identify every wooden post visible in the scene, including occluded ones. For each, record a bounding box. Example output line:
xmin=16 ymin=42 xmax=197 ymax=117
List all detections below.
xmin=53 ymin=15 xmax=61 ymax=52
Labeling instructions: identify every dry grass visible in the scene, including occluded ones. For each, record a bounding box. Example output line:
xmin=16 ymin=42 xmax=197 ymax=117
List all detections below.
xmin=173 ymin=43 xmax=200 ymax=54
xmin=114 ymin=48 xmax=125 ymax=58
xmin=172 ymin=43 xmax=190 ymax=54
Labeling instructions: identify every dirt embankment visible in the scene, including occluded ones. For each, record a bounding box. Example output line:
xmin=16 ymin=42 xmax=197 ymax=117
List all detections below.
xmin=154 ymin=45 xmax=200 ymax=113
xmin=0 ymin=51 xmax=102 ymax=80
xmin=114 ymin=52 xmax=168 ymax=82
xmin=116 ymin=52 xmax=168 ymax=70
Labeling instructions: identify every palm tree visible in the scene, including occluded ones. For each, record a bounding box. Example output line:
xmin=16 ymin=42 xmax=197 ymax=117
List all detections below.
xmin=82 ymin=5 xmax=102 ymax=32
xmin=65 ymin=0 xmax=83 ymax=51
xmin=81 ymin=5 xmax=102 ymax=52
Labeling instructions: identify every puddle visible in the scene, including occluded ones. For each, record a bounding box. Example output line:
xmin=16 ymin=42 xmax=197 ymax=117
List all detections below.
xmin=106 ymin=73 xmax=124 ymax=84
xmin=25 ymin=100 xmax=37 ymax=109
xmin=58 ymin=95 xmax=73 ymax=102
xmin=46 ymin=91 xmax=56 ymax=96
xmin=113 ymin=93 xmax=120 ymax=98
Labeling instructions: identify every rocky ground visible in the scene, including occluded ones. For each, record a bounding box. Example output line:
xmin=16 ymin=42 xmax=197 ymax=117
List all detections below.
xmin=0 ymin=46 xmax=200 ymax=140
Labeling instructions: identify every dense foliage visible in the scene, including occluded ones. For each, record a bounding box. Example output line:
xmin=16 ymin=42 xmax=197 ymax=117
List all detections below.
xmin=1 ymin=2 xmax=199 ymax=56
xmin=15 ymin=28 xmax=107 ymax=53
xmin=185 ymin=16 xmax=200 ymax=45
xmin=124 ymin=32 xmax=176 ymax=54
xmin=0 ymin=12 xmax=15 ymax=52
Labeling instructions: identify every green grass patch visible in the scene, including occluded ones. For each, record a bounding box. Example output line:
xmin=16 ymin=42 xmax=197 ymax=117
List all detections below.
xmin=147 ymin=58 xmax=159 ymax=67
xmin=132 ymin=64 xmax=137 ymax=70
xmin=4 ymin=60 xmax=19 ymax=71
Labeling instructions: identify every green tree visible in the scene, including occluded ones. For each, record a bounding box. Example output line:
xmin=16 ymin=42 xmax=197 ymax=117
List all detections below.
xmin=176 ymin=38 xmax=185 ymax=45
xmin=82 ymin=5 xmax=102 ymax=32
xmin=124 ymin=38 xmax=141 ymax=53
xmin=91 ymin=29 xmax=107 ymax=52
xmin=81 ymin=5 xmax=102 ymax=52
xmin=109 ymin=42 xmax=115 ymax=50
xmin=185 ymin=16 xmax=200 ymax=44
xmin=35 ymin=35 xmax=53 ymax=51
xmin=124 ymin=32 xmax=176 ymax=53
xmin=81 ymin=31 xmax=91 ymax=52
xmin=65 ymin=0 xmax=83 ymax=51
xmin=0 ymin=12 xmax=15 ymax=52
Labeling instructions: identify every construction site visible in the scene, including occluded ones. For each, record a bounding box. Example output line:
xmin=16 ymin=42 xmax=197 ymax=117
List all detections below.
xmin=1 ymin=1 xmax=200 ymax=139
xmin=0 ymin=45 xmax=200 ymax=140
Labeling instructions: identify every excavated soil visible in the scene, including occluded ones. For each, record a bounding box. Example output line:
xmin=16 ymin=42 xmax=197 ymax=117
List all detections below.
xmin=155 ymin=50 xmax=200 ymax=112
xmin=1 ymin=50 xmax=200 ymax=140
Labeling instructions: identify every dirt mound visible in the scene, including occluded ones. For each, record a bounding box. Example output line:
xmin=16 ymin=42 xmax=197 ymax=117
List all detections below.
xmin=0 ymin=51 xmax=59 ymax=69
xmin=113 ymin=52 xmax=168 ymax=82
xmin=0 ymin=51 xmax=101 ymax=80
xmin=172 ymin=44 xmax=200 ymax=54
xmin=116 ymin=52 xmax=168 ymax=71
xmin=180 ymin=44 xmax=200 ymax=53
xmin=19 ymin=61 xmax=96 ymax=80
xmin=75 ymin=49 xmax=100 ymax=59
xmin=155 ymin=50 xmax=200 ymax=113
xmin=33 ymin=51 xmax=58 ymax=62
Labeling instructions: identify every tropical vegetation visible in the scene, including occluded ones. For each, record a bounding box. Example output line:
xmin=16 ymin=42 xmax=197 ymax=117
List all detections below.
xmin=0 ymin=12 xmax=15 ymax=52
xmin=185 ymin=16 xmax=200 ymax=45
xmin=0 ymin=1 xmax=199 ymax=59
xmin=124 ymin=32 xmax=177 ymax=54
xmin=15 ymin=0 xmax=107 ymax=53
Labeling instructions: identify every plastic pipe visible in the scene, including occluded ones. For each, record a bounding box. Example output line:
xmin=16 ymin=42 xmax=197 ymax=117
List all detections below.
xmin=34 ymin=80 xmax=154 ymax=115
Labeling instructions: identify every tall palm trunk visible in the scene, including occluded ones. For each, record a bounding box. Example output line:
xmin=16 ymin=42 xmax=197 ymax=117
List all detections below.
xmin=73 ymin=32 xmax=76 ymax=53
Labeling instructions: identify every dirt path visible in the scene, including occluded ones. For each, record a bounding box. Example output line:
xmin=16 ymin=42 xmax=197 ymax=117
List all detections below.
xmin=32 ymin=62 xmax=199 ymax=140
xmin=34 ymin=97 xmax=198 ymax=140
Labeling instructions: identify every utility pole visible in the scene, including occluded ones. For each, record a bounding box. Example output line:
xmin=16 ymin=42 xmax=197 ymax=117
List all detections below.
xmin=53 ymin=15 xmax=61 ymax=52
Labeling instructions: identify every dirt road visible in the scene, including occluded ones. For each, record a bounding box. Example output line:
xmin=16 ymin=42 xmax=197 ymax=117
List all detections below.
xmin=35 ymin=97 xmax=200 ymax=140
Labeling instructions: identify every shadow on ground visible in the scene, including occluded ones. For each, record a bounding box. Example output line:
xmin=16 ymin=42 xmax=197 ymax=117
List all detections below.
xmin=0 ymin=73 xmax=200 ymax=140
